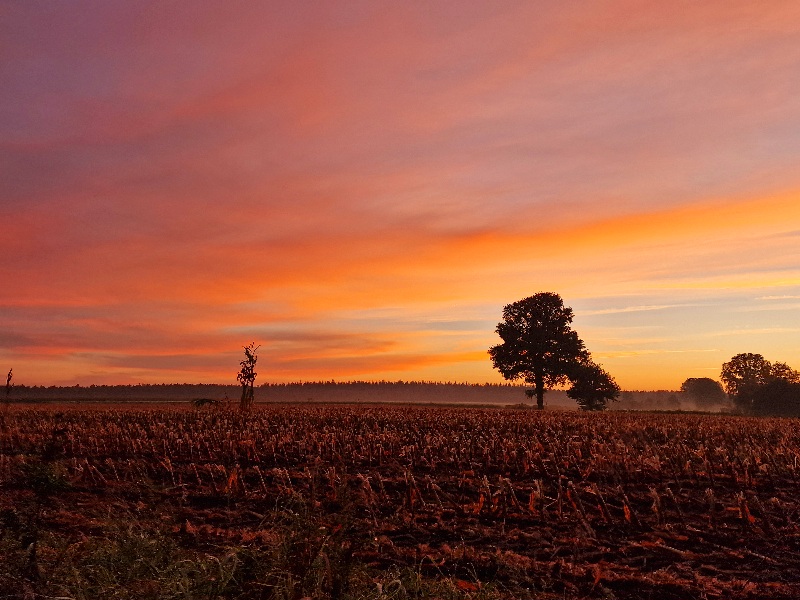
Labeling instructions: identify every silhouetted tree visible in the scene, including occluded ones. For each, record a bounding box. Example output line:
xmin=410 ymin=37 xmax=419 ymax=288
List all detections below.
xmin=721 ymin=354 xmax=800 ymax=414
xmin=2 ymin=368 xmax=10 ymax=428
xmin=237 ymin=343 xmax=259 ymax=411
xmin=4 ymin=369 xmax=11 ymax=408
xmin=720 ymin=353 xmax=772 ymax=413
xmin=567 ymin=361 xmax=620 ymax=411
xmin=489 ymin=292 xmax=589 ymax=409
xmin=679 ymin=377 xmax=726 ymax=409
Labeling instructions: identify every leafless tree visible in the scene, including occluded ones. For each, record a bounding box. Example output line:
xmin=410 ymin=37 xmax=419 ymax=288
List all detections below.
xmin=237 ymin=344 xmax=259 ymax=411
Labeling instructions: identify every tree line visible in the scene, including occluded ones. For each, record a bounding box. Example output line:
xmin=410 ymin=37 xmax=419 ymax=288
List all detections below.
xmin=489 ymin=292 xmax=799 ymax=416
xmin=676 ymin=355 xmax=800 ymax=416
xmin=2 ymin=380 xmax=542 ymax=405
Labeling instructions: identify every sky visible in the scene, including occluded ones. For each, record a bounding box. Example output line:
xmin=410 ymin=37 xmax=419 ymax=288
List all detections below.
xmin=2 ymin=1 xmax=800 ymax=390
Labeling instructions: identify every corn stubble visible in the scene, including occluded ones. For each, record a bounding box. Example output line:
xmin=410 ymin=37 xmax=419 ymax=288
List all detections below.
xmin=1 ymin=405 xmax=800 ymax=599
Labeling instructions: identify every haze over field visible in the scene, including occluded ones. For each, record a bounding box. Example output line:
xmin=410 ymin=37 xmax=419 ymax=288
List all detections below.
xmin=2 ymin=2 xmax=799 ymax=389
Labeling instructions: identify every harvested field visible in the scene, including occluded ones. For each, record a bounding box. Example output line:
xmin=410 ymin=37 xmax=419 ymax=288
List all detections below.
xmin=2 ymin=405 xmax=799 ymax=599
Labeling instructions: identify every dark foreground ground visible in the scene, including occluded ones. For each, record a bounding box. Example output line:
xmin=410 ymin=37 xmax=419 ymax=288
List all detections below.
xmin=1 ymin=404 xmax=799 ymax=599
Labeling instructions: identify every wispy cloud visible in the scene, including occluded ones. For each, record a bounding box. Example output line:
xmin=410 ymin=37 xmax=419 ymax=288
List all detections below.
xmin=707 ymin=327 xmax=800 ymax=336
xmin=734 ymin=303 xmax=800 ymax=312
xmin=582 ymin=304 xmax=702 ymax=316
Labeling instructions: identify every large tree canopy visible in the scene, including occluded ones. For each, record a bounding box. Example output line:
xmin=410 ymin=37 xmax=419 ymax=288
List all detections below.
xmin=721 ymin=353 xmax=800 ymax=414
xmin=720 ymin=353 xmax=772 ymax=401
xmin=489 ymin=292 xmax=590 ymax=409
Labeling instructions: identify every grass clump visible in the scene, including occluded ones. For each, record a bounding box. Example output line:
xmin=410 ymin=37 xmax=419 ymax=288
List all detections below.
xmin=53 ymin=525 xmax=237 ymax=600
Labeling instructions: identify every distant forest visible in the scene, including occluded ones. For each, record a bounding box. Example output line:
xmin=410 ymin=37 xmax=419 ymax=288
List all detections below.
xmin=7 ymin=381 xmax=535 ymax=404
xmin=4 ymin=381 xmax=703 ymax=411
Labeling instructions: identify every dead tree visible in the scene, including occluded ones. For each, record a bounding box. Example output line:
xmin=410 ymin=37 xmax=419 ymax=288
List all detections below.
xmin=237 ymin=343 xmax=259 ymax=411
xmin=4 ymin=369 xmax=11 ymax=406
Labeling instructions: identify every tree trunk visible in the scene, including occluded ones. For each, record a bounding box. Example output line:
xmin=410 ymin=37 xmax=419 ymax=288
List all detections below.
xmin=535 ymin=373 xmax=544 ymax=410
xmin=240 ymin=383 xmax=253 ymax=411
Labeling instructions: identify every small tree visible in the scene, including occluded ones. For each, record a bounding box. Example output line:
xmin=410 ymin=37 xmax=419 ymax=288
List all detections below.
xmin=567 ymin=361 xmax=620 ymax=411
xmin=489 ymin=292 xmax=589 ymax=409
xmin=679 ymin=377 xmax=726 ymax=409
xmin=4 ymin=369 xmax=11 ymax=408
xmin=237 ymin=343 xmax=259 ymax=411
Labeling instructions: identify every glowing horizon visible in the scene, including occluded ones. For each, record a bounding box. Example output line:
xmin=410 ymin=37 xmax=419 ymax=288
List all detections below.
xmin=2 ymin=2 xmax=799 ymax=390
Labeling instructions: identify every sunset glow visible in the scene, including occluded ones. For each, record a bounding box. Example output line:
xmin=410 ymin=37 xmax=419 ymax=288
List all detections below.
xmin=2 ymin=2 xmax=799 ymax=389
